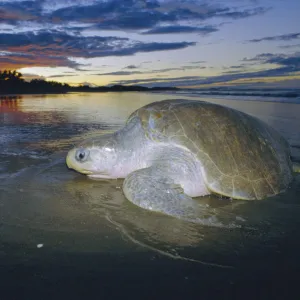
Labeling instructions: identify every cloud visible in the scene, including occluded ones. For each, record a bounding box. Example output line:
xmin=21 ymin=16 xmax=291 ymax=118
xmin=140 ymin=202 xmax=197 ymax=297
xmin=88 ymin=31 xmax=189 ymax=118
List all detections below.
xmin=218 ymin=6 xmax=269 ymax=19
xmin=52 ymin=4 xmax=161 ymax=29
xmin=95 ymin=65 xmax=205 ymax=76
xmin=242 ymin=53 xmax=276 ymax=61
xmin=112 ymin=75 xmax=202 ymax=86
xmin=124 ymin=65 xmax=138 ymax=69
xmin=41 ymin=0 xmax=101 ymax=13
xmin=228 ymin=65 xmax=245 ymax=69
xmin=95 ymin=70 xmax=144 ymax=76
xmin=221 ymin=65 xmax=247 ymax=74
xmin=247 ymin=32 xmax=300 ymax=43
xmin=279 ymin=43 xmax=300 ymax=49
xmin=20 ymin=73 xmax=46 ymax=82
xmin=142 ymin=25 xmax=218 ymax=35
xmin=47 ymin=74 xmax=78 ymax=78
xmin=242 ymin=52 xmax=300 ymax=68
xmin=0 ymin=31 xmax=195 ymax=69
xmin=130 ymin=41 xmax=196 ymax=53
xmin=53 ymin=2 xmax=269 ymax=31
xmin=266 ymin=54 xmax=300 ymax=65
xmin=0 ymin=51 xmax=79 ymax=70
xmin=207 ymin=52 xmax=300 ymax=83
xmin=153 ymin=66 xmax=205 ymax=72
xmin=0 ymin=1 xmax=41 ymax=23
xmin=0 ymin=0 xmax=273 ymax=71
xmin=111 ymin=77 xmax=193 ymax=87
xmin=1 ymin=0 xmax=270 ymax=30
xmin=190 ymin=60 xmax=206 ymax=64
xmin=111 ymin=52 xmax=300 ymax=87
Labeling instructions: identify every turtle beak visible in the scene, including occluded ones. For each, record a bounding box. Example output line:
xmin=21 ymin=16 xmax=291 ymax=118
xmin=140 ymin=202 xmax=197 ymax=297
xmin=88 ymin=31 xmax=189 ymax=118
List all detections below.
xmin=66 ymin=149 xmax=75 ymax=170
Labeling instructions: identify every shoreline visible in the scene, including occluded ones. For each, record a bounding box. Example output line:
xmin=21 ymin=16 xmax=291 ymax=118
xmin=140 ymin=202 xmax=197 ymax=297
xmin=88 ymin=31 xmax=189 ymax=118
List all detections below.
xmin=1 ymin=88 xmax=300 ymax=98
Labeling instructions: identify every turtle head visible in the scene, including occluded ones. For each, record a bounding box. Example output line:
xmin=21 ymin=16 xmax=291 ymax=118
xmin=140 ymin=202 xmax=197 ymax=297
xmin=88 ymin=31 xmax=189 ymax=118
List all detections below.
xmin=66 ymin=134 xmax=119 ymax=179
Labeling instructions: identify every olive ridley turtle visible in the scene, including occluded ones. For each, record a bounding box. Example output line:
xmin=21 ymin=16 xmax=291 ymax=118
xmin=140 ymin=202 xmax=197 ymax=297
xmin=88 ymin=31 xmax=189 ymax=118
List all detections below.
xmin=66 ymin=99 xmax=299 ymax=224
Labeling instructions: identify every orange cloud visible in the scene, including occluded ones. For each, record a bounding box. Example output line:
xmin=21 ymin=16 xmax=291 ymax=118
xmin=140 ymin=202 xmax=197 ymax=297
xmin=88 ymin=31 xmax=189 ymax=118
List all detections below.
xmin=0 ymin=53 xmax=78 ymax=70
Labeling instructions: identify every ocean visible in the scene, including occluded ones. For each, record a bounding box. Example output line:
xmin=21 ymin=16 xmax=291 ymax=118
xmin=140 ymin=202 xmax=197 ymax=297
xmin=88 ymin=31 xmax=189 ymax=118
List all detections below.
xmin=0 ymin=91 xmax=300 ymax=299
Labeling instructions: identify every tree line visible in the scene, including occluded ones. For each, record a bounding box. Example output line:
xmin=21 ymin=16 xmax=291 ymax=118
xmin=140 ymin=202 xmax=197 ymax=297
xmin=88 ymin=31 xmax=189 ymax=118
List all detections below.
xmin=0 ymin=69 xmax=178 ymax=94
xmin=0 ymin=70 xmax=70 ymax=94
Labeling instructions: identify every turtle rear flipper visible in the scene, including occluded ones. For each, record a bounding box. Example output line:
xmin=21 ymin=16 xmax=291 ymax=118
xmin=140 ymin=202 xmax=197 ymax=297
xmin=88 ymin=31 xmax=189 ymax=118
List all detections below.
xmin=123 ymin=167 xmax=242 ymax=228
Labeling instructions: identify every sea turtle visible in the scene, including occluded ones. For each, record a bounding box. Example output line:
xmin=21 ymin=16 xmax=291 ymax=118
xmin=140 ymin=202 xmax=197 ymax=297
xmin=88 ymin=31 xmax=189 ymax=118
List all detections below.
xmin=66 ymin=99 xmax=298 ymax=224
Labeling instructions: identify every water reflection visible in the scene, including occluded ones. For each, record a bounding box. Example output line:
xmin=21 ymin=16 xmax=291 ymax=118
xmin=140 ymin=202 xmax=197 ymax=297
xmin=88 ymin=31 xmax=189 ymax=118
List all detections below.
xmin=0 ymin=94 xmax=67 ymax=125
xmin=0 ymin=94 xmax=22 ymax=102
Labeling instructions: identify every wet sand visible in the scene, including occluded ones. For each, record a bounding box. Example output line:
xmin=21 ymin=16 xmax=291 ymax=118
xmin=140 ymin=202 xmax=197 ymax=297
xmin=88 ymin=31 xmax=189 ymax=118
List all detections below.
xmin=1 ymin=92 xmax=300 ymax=299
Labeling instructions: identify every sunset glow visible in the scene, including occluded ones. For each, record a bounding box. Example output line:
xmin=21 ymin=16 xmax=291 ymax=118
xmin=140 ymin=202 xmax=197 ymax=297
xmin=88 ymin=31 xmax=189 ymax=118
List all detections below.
xmin=1 ymin=0 xmax=299 ymax=88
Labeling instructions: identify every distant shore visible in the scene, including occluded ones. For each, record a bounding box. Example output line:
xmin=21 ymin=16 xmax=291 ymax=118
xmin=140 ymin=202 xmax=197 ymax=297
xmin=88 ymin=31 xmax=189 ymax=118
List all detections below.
xmin=0 ymin=70 xmax=179 ymax=95
xmin=70 ymin=85 xmax=179 ymax=93
xmin=0 ymin=83 xmax=179 ymax=95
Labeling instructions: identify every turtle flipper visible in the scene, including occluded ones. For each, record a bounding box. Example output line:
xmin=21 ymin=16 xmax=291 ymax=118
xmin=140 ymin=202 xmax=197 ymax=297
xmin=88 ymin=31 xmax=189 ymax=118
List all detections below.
xmin=123 ymin=167 xmax=240 ymax=228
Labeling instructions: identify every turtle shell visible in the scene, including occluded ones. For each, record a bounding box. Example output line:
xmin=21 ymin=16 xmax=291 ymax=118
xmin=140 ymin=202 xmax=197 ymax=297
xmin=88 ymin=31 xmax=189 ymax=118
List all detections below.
xmin=127 ymin=99 xmax=293 ymax=200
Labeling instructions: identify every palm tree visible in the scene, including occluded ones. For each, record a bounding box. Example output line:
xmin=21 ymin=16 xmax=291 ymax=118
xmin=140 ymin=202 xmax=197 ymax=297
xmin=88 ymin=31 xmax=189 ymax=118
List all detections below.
xmin=0 ymin=69 xmax=24 ymax=81
xmin=0 ymin=70 xmax=9 ymax=80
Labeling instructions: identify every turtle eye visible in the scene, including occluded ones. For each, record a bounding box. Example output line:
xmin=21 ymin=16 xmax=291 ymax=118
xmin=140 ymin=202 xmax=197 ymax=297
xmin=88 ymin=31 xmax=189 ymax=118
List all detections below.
xmin=75 ymin=148 xmax=89 ymax=162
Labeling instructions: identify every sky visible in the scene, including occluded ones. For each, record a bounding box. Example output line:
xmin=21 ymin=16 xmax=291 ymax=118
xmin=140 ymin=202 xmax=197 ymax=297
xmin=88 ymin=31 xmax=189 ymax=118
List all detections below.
xmin=0 ymin=0 xmax=300 ymax=88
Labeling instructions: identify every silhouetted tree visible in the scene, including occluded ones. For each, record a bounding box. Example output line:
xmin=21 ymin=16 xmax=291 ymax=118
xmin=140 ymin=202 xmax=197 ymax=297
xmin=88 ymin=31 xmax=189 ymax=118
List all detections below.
xmin=0 ymin=70 xmax=70 ymax=94
xmin=1 ymin=69 xmax=177 ymax=95
xmin=0 ymin=70 xmax=24 ymax=81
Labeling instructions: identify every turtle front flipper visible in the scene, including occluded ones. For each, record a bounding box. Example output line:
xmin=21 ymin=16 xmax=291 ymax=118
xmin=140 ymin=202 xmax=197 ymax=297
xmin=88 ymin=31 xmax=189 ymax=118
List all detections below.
xmin=123 ymin=167 xmax=240 ymax=228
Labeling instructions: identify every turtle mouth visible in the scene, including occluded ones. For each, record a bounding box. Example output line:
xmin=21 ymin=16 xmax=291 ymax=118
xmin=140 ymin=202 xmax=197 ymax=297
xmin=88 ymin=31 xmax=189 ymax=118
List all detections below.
xmin=87 ymin=173 xmax=113 ymax=179
xmin=67 ymin=165 xmax=111 ymax=178
xmin=66 ymin=159 xmax=107 ymax=177
xmin=66 ymin=164 xmax=93 ymax=175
